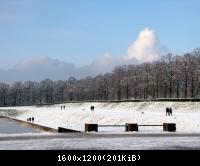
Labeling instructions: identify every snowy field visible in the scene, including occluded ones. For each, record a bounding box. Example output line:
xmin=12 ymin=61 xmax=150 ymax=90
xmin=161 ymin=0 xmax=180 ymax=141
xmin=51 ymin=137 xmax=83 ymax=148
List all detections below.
xmin=1 ymin=101 xmax=200 ymax=150
xmin=1 ymin=101 xmax=200 ymax=133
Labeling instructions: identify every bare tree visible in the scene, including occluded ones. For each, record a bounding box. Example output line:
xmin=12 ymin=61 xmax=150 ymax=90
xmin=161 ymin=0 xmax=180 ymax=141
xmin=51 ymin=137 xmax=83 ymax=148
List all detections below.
xmin=0 ymin=82 xmax=9 ymax=106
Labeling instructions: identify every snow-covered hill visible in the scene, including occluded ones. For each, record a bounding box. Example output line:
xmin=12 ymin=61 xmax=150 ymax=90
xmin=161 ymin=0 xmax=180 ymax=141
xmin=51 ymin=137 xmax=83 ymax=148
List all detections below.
xmin=1 ymin=101 xmax=200 ymax=133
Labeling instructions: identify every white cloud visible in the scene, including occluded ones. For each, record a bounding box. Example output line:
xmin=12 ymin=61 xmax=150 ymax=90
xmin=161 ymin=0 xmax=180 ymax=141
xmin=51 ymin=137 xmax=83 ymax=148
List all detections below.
xmin=124 ymin=28 xmax=159 ymax=63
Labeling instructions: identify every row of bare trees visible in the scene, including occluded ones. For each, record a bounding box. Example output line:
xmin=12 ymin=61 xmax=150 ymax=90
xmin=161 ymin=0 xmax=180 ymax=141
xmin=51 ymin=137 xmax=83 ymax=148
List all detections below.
xmin=1 ymin=48 xmax=200 ymax=106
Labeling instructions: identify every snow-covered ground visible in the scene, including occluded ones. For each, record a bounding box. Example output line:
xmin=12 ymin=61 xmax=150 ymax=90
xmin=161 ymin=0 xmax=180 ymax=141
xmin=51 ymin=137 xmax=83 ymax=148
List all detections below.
xmin=1 ymin=101 xmax=200 ymax=133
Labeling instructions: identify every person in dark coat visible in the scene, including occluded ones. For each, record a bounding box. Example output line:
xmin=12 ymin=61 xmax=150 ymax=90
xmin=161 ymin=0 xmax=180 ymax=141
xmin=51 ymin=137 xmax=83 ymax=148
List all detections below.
xmin=166 ymin=107 xmax=170 ymax=116
xmin=91 ymin=106 xmax=94 ymax=111
xmin=169 ymin=107 xmax=172 ymax=116
xmin=166 ymin=107 xmax=169 ymax=116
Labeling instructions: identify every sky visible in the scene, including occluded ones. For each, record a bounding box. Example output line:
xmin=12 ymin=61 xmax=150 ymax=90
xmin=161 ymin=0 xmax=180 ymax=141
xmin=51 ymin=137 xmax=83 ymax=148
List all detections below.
xmin=0 ymin=0 xmax=200 ymax=82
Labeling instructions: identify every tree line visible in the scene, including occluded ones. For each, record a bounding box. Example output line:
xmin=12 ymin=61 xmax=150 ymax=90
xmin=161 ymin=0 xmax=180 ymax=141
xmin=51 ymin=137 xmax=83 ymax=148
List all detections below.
xmin=1 ymin=48 xmax=200 ymax=106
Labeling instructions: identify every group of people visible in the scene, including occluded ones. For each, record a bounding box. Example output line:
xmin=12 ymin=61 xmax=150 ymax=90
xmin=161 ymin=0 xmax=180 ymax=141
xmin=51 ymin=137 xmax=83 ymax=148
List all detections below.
xmin=166 ymin=107 xmax=173 ymax=116
xmin=61 ymin=105 xmax=66 ymax=110
xmin=27 ymin=117 xmax=34 ymax=122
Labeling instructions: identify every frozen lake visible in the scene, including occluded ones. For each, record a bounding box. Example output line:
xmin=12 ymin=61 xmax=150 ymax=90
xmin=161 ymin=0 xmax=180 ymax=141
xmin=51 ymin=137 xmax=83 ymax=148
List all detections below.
xmin=1 ymin=132 xmax=200 ymax=150
xmin=0 ymin=117 xmax=40 ymax=134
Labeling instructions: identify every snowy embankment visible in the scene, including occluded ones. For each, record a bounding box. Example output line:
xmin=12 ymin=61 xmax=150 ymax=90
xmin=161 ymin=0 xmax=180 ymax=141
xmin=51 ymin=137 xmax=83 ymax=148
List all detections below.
xmin=1 ymin=101 xmax=200 ymax=133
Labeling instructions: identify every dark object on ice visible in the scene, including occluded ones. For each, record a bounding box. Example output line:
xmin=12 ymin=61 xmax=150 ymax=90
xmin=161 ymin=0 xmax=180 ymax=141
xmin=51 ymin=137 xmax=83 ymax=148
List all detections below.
xmin=91 ymin=106 xmax=94 ymax=111
xmin=125 ymin=123 xmax=138 ymax=132
xmin=85 ymin=123 xmax=98 ymax=132
xmin=63 ymin=105 xmax=65 ymax=110
xmin=163 ymin=123 xmax=176 ymax=132
xmin=32 ymin=117 xmax=34 ymax=122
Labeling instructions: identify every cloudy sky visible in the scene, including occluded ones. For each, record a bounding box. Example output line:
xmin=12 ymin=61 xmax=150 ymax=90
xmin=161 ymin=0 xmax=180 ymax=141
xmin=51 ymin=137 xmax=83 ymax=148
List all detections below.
xmin=0 ymin=0 xmax=200 ymax=83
